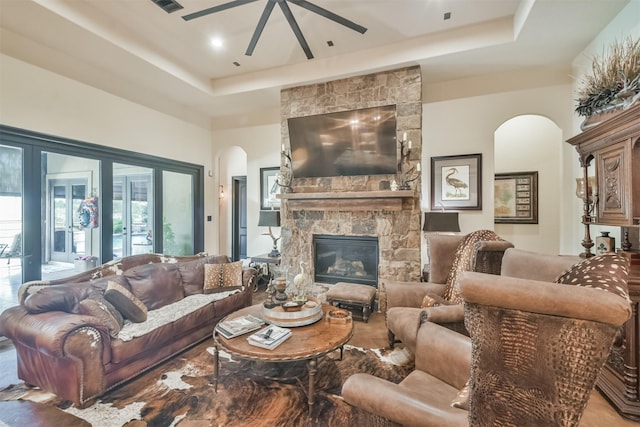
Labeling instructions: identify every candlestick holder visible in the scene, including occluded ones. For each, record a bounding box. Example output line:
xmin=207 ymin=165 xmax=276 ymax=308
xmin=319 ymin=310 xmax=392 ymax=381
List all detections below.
xmin=397 ymin=134 xmax=420 ymax=190
xmin=276 ymin=147 xmax=293 ymax=191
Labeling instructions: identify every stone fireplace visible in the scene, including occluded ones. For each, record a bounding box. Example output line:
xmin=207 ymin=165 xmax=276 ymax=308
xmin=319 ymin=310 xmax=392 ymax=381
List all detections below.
xmin=313 ymin=234 xmax=378 ymax=287
xmin=278 ymin=66 xmax=423 ymax=286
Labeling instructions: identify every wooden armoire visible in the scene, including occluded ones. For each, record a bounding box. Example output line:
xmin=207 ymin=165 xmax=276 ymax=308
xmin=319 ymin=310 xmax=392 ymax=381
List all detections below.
xmin=567 ymin=103 xmax=640 ymax=420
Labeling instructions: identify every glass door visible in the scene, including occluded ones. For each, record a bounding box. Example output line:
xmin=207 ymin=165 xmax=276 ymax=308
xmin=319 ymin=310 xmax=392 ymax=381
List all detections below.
xmin=43 ymin=151 xmax=100 ymax=276
xmin=113 ymin=164 xmax=153 ymax=258
xmin=0 ymin=145 xmax=23 ymax=315
xmin=50 ymin=179 xmax=87 ymax=262
xmin=163 ymin=170 xmax=193 ymax=255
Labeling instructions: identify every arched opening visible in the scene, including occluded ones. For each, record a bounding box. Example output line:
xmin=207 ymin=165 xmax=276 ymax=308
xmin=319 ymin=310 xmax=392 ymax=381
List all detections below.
xmin=494 ymin=115 xmax=563 ymax=253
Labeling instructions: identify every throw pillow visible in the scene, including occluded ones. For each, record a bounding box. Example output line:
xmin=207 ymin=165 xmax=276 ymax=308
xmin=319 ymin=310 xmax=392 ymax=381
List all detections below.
xmin=104 ymin=280 xmax=148 ymax=323
xmin=77 ymin=294 xmax=124 ymax=338
xmin=176 ymin=256 xmax=226 ymax=296
xmin=554 ymin=253 xmax=630 ymax=301
xmin=123 ymin=263 xmax=184 ymax=310
xmin=420 ymin=294 xmax=438 ymax=308
xmin=444 ymin=230 xmax=504 ymax=304
xmin=204 ymin=261 xmax=243 ymax=293
xmin=450 ymin=379 xmax=470 ymax=410
xmin=23 ymin=283 xmax=94 ymax=314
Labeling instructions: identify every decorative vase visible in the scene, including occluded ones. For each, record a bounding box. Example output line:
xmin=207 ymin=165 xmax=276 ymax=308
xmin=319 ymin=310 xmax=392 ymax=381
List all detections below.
xmin=596 ymin=231 xmax=615 ymax=254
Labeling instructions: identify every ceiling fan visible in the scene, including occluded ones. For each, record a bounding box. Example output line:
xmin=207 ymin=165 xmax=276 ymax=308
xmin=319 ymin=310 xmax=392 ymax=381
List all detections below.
xmin=182 ymin=0 xmax=367 ymax=60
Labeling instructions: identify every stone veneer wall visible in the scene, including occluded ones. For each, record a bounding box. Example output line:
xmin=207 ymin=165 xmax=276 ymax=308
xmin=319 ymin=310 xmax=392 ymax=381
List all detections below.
xmin=279 ymin=66 xmax=422 ymax=286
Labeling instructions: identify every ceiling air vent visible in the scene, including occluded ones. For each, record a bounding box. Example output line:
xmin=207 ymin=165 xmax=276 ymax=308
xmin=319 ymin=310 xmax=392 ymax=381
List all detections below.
xmin=151 ymin=0 xmax=184 ymax=14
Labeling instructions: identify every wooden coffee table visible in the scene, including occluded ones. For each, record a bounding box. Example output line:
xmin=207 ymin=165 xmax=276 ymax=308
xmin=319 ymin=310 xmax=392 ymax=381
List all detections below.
xmin=212 ymin=303 xmax=353 ymax=417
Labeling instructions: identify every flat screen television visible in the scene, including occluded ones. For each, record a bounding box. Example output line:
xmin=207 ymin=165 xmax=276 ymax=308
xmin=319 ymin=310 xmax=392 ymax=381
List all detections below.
xmin=287 ymin=105 xmax=398 ymax=178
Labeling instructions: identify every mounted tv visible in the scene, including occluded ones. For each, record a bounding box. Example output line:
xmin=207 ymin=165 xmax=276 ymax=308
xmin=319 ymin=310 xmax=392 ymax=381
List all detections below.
xmin=287 ymin=105 xmax=397 ymax=178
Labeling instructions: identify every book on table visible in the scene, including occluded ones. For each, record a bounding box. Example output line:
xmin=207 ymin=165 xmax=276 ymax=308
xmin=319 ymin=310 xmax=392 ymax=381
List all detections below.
xmin=216 ymin=314 xmax=265 ymax=339
xmin=247 ymin=325 xmax=292 ymax=350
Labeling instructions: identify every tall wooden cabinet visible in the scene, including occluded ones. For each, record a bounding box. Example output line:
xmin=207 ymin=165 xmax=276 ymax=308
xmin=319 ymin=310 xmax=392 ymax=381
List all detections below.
xmin=567 ymin=103 xmax=640 ymax=420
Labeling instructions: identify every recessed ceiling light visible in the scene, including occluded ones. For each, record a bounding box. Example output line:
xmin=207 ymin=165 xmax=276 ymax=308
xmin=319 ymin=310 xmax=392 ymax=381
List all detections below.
xmin=210 ymin=37 xmax=224 ymax=49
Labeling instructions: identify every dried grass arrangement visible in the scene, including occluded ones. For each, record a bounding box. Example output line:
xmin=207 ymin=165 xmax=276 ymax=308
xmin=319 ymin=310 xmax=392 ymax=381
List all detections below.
xmin=575 ymin=36 xmax=640 ymax=117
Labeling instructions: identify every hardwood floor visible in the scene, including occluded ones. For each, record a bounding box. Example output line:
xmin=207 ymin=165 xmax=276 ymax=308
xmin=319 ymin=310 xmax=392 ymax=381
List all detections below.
xmin=0 ymin=290 xmax=638 ymax=426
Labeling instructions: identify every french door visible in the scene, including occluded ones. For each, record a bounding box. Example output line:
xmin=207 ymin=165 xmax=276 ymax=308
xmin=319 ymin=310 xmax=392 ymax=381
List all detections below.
xmin=49 ymin=178 xmax=88 ymax=262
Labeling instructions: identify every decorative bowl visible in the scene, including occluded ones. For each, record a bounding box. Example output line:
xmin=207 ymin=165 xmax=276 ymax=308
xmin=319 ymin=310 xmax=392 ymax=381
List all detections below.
xmin=282 ymin=301 xmax=304 ymax=312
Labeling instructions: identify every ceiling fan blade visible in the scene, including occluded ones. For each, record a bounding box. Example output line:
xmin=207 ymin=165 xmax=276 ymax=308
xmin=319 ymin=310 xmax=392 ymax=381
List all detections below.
xmin=277 ymin=0 xmax=313 ymax=59
xmin=246 ymin=0 xmax=276 ymax=56
xmin=182 ymin=0 xmax=259 ymax=21
xmin=288 ymin=0 xmax=367 ymax=34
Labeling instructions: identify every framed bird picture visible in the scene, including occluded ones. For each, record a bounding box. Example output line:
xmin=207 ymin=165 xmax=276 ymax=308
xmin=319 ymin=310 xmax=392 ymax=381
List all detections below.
xmin=430 ymin=154 xmax=482 ymax=210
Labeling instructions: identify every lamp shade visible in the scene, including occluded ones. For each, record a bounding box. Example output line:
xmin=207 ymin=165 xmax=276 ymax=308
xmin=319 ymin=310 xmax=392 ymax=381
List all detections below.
xmin=258 ymin=210 xmax=281 ymax=227
xmin=423 ymin=212 xmax=460 ymax=232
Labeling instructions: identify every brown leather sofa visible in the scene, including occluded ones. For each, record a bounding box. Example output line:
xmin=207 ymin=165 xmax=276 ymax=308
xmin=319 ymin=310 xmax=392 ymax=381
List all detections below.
xmin=0 ymin=253 xmax=257 ymax=407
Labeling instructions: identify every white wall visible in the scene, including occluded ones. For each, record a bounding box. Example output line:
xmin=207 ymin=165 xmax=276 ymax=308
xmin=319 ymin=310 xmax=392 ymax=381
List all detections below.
xmin=217 ymin=146 xmax=246 ymax=256
xmin=0 ymin=54 xmax=219 ymax=254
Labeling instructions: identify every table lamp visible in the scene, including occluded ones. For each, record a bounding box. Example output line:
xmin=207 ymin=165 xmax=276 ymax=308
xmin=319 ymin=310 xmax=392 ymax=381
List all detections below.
xmin=423 ymin=212 xmax=460 ymax=233
xmin=258 ymin=210 xmax=281 ymax=257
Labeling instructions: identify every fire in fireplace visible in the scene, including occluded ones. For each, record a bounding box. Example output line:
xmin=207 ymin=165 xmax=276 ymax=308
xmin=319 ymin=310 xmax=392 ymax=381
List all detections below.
xmin=313 ymin=235 xmax=378 ymax=287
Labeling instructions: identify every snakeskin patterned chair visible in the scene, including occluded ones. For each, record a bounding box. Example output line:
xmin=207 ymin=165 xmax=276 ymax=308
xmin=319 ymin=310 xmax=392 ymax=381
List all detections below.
xmin=459 ymin=250 xmax=632 ymax=427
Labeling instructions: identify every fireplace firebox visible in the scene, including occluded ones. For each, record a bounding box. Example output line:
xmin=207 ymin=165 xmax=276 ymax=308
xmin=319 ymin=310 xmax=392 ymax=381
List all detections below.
xmin=313 ymin=235 xmax=378 ymax=287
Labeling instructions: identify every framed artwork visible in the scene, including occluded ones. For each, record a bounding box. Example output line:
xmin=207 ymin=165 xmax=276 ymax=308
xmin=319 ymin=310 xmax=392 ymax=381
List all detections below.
xmin=430 ymin=153 xmax=482 ymax=210
xmin=494 ymin=171 xmax=538 ymax=224
xmin=260 ymin=167 xmax=281 ymax=210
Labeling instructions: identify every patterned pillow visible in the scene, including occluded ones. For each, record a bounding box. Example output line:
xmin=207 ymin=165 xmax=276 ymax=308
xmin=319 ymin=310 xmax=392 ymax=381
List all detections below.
xmin=554 ymin=253 xmax=630 ymax=301
xmin=444 ymin=230 xmax=504 ymax=304
xmin=77 ymin=294 xmax=124 ymax=338
xmin=204 ymin=261 xmax=243 ymax=293
xmin=104 ymin=280 xmax=148 ymax=323
xmin=420 ymin=294 xmax=437 ymax=308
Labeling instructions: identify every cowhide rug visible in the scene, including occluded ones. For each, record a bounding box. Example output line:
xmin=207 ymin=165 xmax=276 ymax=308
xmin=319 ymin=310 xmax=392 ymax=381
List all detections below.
xmin=0 ymin=339 xmax=413 ymax=426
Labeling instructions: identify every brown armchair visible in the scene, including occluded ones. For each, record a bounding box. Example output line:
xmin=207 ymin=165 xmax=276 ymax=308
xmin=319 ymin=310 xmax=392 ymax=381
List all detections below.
xmin=459 ymin=250 xmax=632 ymax=426
xmin=342 ymin=321 xmax=471 ymax=427
xmin=383 ymin=230 xmax=512 ymax=352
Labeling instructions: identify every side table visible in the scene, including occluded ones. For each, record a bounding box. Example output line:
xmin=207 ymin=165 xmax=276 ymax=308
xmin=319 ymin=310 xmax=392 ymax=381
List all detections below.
xmin=249 ymin=253 xmax=281 ymax=292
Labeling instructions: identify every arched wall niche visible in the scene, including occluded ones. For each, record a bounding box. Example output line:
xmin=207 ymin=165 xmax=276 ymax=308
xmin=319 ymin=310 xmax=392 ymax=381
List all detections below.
xmin=494 ymin=114 xmax=564 ymax=254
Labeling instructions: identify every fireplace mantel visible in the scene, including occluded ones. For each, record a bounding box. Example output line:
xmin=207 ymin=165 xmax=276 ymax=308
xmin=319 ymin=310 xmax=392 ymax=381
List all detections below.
xmin=278 ymin=190 xmax=416 ymax=211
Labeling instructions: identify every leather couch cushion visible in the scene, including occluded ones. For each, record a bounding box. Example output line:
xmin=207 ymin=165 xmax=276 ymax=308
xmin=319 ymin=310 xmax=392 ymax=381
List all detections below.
xmin=204 ymin=261 xmax=243 ymax=293
xmin=77 ymin=294 xmax=124 ymax=338
xmin=105 ymin=280 xmax=148 ymax=322
xmin=124 ymin=263 xmax=184 ymax=310
xmin=555 ymin=253 xmax=630 ymax=301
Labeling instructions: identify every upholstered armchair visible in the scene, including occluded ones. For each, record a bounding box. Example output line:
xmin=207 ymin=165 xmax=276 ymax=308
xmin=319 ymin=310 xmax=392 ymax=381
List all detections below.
xmin=459 ymin=250 xmax=632 ymax=426
xmin=383 ymin=230 xmax=512 ymax=352
xmin=342 ymin=321 xmax=471 ymax=427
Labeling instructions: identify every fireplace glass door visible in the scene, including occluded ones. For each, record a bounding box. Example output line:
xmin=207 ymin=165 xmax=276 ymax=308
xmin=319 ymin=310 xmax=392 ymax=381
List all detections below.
xmin=313 ymin=235 xmax=378 ymax=287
